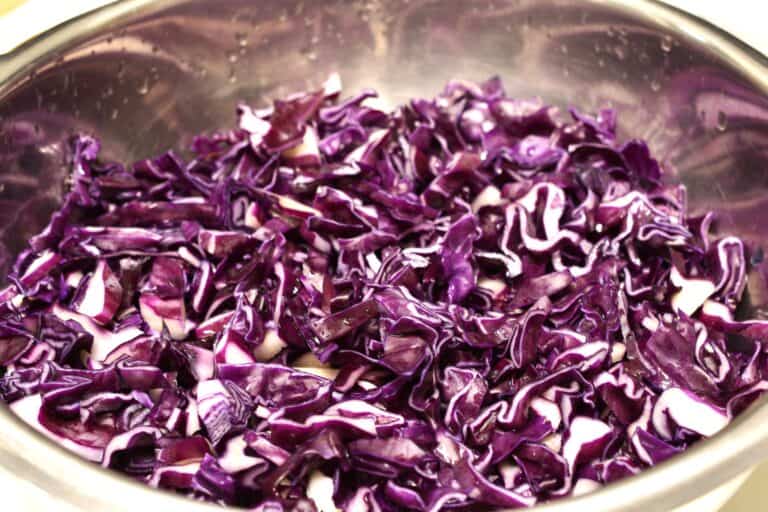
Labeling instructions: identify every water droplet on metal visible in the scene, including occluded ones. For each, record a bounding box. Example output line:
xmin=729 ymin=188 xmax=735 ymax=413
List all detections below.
xmin=137 ymin=77 xmax=150 ymax=95
xmin=560 ymin=44 xmax=568 ymax=55
xmin=228 ymin=69 xmax=238 ymax=83
xmin=661 ymin=35 xmax=673 ymax=53
xmin=716 ymin=111 xmax=728 ymax=131
xmin=650 ymin=80 xmax=661 ymax=92
xmin=111 ymin=108 xmax=119 ymax=120
xmin=597 ymin=58 xmax=605 ymax=68
xmin=300 ymin=44 xmax=318 ymax=61
xmin=235 ymin=32 xmax=248 ymax=47
xmin=227 ymin=51 xmax=238 ymax=63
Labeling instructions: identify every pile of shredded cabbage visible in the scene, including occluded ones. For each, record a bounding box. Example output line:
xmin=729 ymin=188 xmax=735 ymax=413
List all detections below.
xmin=1 ymin=76 xmax=767 ymax=510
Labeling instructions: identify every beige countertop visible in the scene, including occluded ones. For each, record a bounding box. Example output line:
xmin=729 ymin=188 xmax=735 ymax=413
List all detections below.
xmin=722 ymin=463 xmax=768 ymax=510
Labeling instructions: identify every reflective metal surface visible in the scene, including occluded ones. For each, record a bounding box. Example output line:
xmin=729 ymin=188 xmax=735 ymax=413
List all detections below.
xmin=1 ymin=0 xmax=768 ymax=510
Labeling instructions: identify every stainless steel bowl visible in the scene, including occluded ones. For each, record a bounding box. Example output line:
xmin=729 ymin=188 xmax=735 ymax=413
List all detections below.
xmin=1 ymin=1 xmax=768 ymax=510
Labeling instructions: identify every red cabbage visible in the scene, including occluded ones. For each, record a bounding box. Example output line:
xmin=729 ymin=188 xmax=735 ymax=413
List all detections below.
xmin=1 ymin=76 xmax=768 ymax=510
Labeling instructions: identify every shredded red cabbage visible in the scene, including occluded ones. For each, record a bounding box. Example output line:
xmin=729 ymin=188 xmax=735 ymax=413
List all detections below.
xmin=1 ymin=75 xmax=767 ymax=510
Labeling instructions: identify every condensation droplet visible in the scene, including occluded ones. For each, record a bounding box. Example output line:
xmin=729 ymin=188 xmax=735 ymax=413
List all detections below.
xmin=235 ymin=32 xmax=248 ymax=47
xmin=137 ymin=77 xmax=150 ymax=95
xmin=716 ymin=111 xmax=728 ymax=131
xmin=597 ymin=58 xmax=605 ymax=68
xmin=650 ymin=80 xmax=661 ymax=92
xmin=661 ymin=35 xmax=673 ymax=53
xmin=228 ymin=69 xmax=238 ymax=83
xmin=300 ymin=46 xmax=318 ymax=61
xmin=560 ymin=44 xmax=568 ymax=55
xmin=111 ymin=108 xmax=119 ymax=120
xmin=227 ymin=51 xmax=238 ymax=63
